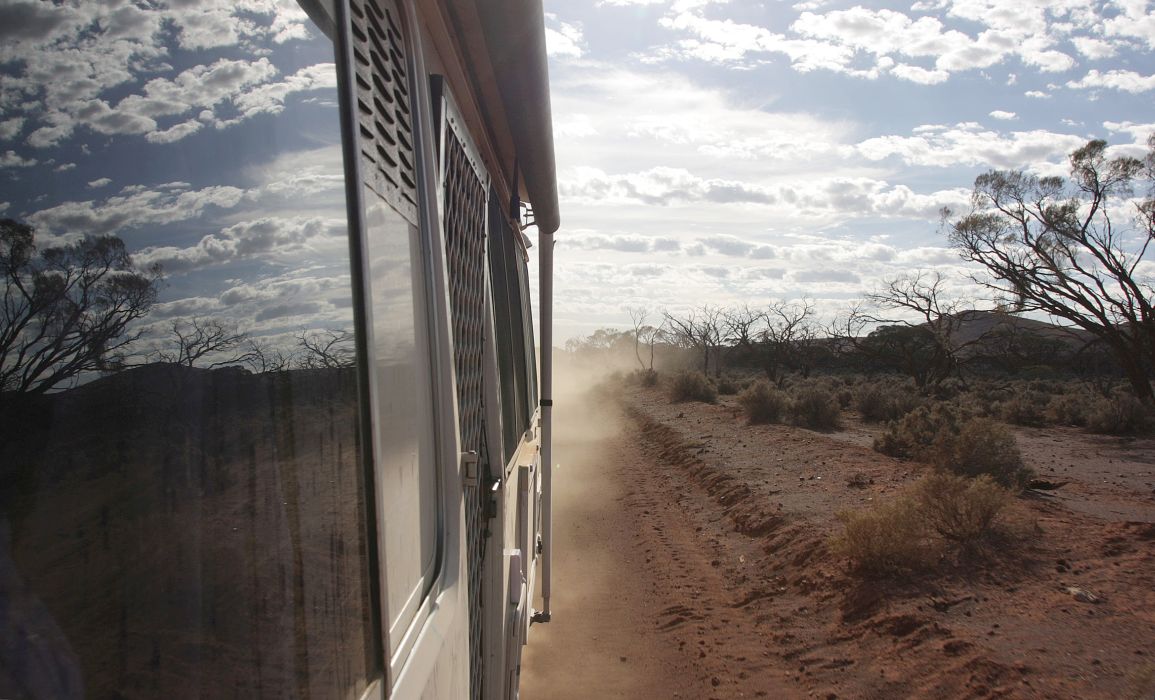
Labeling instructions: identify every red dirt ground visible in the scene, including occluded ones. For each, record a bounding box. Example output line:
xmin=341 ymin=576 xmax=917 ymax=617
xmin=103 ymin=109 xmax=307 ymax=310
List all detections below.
xmin=522 ymin=382 xmax=1155 ymax=699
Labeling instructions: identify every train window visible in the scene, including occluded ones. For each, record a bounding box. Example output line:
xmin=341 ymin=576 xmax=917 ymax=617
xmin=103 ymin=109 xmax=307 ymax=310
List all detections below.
xmin=487 ymin=192 xmax=531 ymax=464
xmin=343 ymin=0 xmax=440 ymax=667
xmin=359 ymin=186 xmax=440 ymax=661
xmin=0 ymin=2 xmax=376 ymax=698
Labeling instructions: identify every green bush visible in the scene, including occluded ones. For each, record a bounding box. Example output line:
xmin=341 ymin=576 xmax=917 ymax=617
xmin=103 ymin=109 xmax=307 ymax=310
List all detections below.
xmin=789 ymin=387 xmax=842 ymax=430
xmin=669 ymin=370 xmax=717 ymax=404
xmin=915 ymin=473 xmax=1010 ymax=547
xmin=737 ymin=380 xmax=789 ymax=424
xmin=932 ymin=417 xmax=1032 ymax=489
xmin=1086 ymin=393 xmax=1150 ymax=435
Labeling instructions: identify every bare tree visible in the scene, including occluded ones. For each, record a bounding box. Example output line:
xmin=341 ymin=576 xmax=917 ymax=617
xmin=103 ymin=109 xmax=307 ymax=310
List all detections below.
xmin=297 ymin=328 xmax=355 ymax=369
xmin=827 ymin=275 xmax=984 ymax=389
xmin=242 ymin=337 xmax=294 ymax=373
xmin=863 ymin=271 xmax=987 ymax=387
xmin=724 ymin=301 xmax=819 ymax=384
xmin=946 ymin=136 xmax=1155 ymax=401
xmin=157 ymin=317 xmax=252 ymax=368
xmin=762 ymin=299 xmax=819 ymax=382
xmin=723 ymin=304 xmax=762 ymax=349
xmin=627 ymin=306 xmax=660 ymax=371
xmin=663 ymin=304 xmax=725 ymax=376
xmin=1 ymin=220 xmax=161 ymax=394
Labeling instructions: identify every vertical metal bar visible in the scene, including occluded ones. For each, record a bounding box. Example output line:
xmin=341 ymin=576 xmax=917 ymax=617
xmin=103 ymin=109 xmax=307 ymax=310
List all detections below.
xmin=539 ymin=230 xmax=555 ymax=620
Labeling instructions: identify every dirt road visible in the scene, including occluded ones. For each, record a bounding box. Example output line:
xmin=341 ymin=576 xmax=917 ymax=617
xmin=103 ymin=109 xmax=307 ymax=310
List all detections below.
xmin=520 ymin=390 xmax=700 ymax=699
xmin=522 ymin=381 xmax=1155 ymax=699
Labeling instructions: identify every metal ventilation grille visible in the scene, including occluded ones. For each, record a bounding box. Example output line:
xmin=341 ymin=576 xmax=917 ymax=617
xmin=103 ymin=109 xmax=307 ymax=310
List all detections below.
xmin=440 ymin=104 xmax=490 ymax=700
xmin=349 ymin=0 xmax=418 ymax=224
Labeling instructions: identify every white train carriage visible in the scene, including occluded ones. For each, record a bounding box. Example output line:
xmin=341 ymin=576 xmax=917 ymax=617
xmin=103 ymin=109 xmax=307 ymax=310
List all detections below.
xmin=0 ymin=0 xmax=558 ymax=698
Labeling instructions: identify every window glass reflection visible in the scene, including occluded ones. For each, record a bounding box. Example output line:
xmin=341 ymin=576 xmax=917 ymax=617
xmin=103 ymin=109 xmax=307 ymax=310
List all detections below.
xmin=0 ymin=1 xmax=374 ymax=697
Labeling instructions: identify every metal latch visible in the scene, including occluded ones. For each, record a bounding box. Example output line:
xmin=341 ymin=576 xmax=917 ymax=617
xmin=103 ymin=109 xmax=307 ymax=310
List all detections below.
xmin=460 ymin=450 xmax=479 ymax=486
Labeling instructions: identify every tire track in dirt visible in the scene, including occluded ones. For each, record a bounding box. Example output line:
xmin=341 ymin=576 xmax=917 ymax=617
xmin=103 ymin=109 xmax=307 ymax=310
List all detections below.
xmin=526 ymin=379 xmax=1155 ymax=698
xmin=622 ymin=384 xmax=1155 ymax=699
xmin=622 ymin=397 xmax=1036 ymax=699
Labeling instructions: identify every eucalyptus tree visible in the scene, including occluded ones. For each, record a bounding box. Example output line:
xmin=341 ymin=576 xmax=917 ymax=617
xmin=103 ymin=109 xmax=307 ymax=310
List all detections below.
xmin=946 ymin=136 xmax=1155 ymax=401
xmin=1 ymin=219 xmax=161 ymax=394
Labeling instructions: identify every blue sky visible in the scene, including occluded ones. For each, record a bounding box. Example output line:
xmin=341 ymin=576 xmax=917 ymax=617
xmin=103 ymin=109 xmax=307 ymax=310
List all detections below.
xmin=540 ymin=0 xmax=1155 ymax=340
xmin=2 ymin=0 xmax=1152 ymax=352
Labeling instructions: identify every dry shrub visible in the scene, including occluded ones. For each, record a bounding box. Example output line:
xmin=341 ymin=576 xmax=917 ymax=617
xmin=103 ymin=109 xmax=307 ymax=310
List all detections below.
xmin=835 ymin=473 xmax=1015 ymax=576
xmin=933 ymin=417 xmax=1032 ymax=488
xmin=856 ymin=381 xmax=922 ymax=423
xmin=873 ymin=403 xmax=964 ymax=460
xmin=789 ymin=387 xmax=842 ymax=430
xmin=833 ymin=497 xmax=933 ymax=575
xmin=715 ymin=375 xmax=741 ymax=395
xmin=627 ymin=368 xmax=659 ymax=387
xmin=915 ymin=473 xmax=1010 ymax=547
xmin=1045 ymin=392 xmax=1090 ymax=426
xmin=931 ymin=377 xmax=966 ymax=400
xmin=669 ymin=370 xmax=717 ymax=404
xmin=640 ymin=369 xmax=659 ymax=387
xmin=998 ymin=390 xmax=1049 ymax=427
xmin=1086 ymin=393 xmax=1150 ymax=435
xmin=737 ymin=379 xmax=789 ymax=424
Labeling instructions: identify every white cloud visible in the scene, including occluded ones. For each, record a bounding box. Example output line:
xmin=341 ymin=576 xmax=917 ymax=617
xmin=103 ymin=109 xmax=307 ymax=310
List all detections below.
xmin=55 ymin=162 xmax=76 ymax=172
xmin=1067 ymin=69 xmax=1155 ymax=94
xmin=560 ymin=165 xmax=968 ymax=221
xmin=29 ymin=182 xmax=246 ymax=237
xmin=646 ymin=0 xmax=1113 ymax=85
xmin=545 ymin=15 xmax=586 ymax=58
xmin=135 ymin=216 xmax=345 ymax=273
xmin=0 ymin=118 xmax=24 ymax=141
xmin=146 ymin=119 xmax=204 ymax=144
xmin=1024 ymin=89 xmax=1051 ymax=98
xmin=2 ymin=1 xmax=323 ymax=149
xmin=854 ymin=123 xmax=1085 ymax=168
xmin=890 ymin=63 xmax=950 ymax=84
xmin=1102 ymin=0 xmax=1155 ymax=51
xmin=1070 ymin=36 xmax=1117 ymax=60
xmin=232 ymin=63 xmax=336 ymax=117
xmin=0 ymin=202 xmax=9 ymax=214
xmin=989 ymin=110 xmax=1017 ymax=120
xmin=1104 ymin=120 xmax=1155 ymax=144
xmin=86 ymin=177 xmax=112 ymax=189
xmin=0 ymin=150 xmax=37 ymax=168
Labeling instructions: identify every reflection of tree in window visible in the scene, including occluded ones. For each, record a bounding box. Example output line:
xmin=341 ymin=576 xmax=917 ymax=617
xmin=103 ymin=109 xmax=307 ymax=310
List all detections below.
xmin=0 ymin=2 xmax=376 ymax=698
xmin=1 ymin=219 xmax=161 ymax=395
